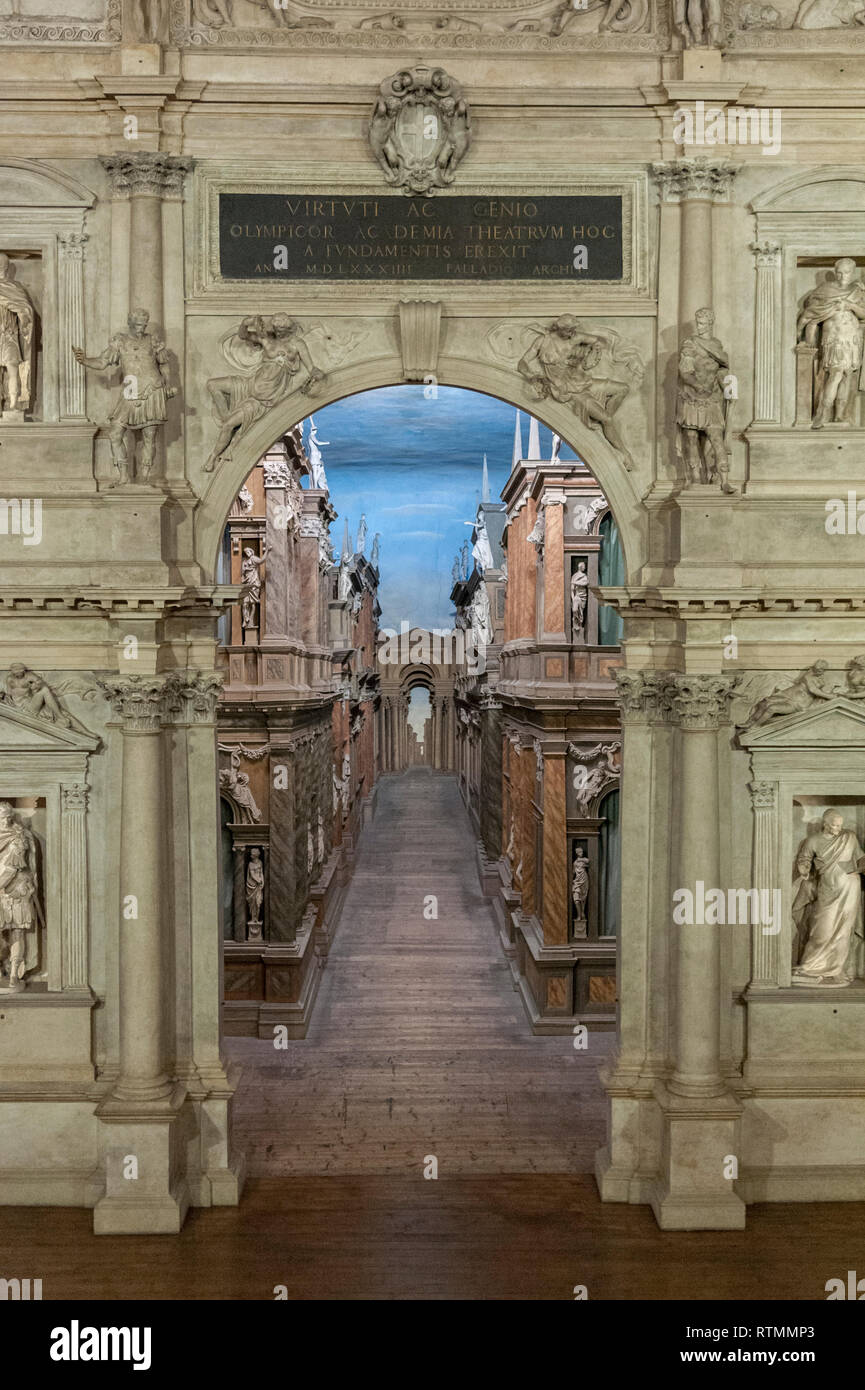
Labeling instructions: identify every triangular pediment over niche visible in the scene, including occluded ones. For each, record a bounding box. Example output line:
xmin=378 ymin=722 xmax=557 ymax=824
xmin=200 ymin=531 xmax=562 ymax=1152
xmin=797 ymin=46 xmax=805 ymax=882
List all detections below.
xmin=0 ymin=700 xmax=100 ymax=753
xmin=740 ymin=698 xmax=865 ymax=751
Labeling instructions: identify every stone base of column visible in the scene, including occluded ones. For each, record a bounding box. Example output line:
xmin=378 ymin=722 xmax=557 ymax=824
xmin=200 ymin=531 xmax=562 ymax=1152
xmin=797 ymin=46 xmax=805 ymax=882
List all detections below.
xmin=649 ymin=1086 xmax=746 ymax=1230
xmin=93 ymin=1083 xmax=190 ymax=1235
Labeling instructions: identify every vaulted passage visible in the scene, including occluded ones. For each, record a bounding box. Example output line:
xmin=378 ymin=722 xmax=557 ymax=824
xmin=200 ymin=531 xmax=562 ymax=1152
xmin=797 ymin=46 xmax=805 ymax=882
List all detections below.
xmin=229 ymin=769 xmax=610 ymax=1177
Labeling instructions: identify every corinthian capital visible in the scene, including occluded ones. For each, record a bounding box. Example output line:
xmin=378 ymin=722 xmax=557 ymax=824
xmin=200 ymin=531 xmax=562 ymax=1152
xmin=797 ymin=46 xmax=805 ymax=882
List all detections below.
xmin=100 ymin=152 xmax=194 ymax=198
xmin=651 ymin=158 xmax=738 ymax=204
xmin=98 ymin=673 xmax=180 ymax=731
xmin=668 ymin=673 xmax=740 ymax=729
xmin=615 ymin=669 xmax=674 ymax=724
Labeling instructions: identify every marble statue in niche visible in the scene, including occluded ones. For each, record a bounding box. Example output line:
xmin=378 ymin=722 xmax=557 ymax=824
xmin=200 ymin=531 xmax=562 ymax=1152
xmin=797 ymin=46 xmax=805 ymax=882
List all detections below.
xmin=204 ymin=315 xmax=325 ymax=472
xmin=0 ymin=802 xmax=40 ymax=994
xmin=797 ymin=259 xmax=865 ymax=428
xmin=675 ymin=308 xmax=736 ymax=494
xmin=240 ymin=545 xmax=268 ymax=631
xmin=73 ymin=309 xmax=175 ymax=487
xmin=571 ymin=846 xmax=589 ymax=938
xmin=369 ymin=67 xmax=472 ymax=197
xmin=515 ymin=316 xmax=640 ymax=471
xmin=792 ymin=809 xmax=865 ymax=987
xmin=245 ymin=847 xmax=264 ymax=938
xmin=469 ymin=583 xmax=494 ymax=649
xmin=0 ymin=253 xmax=35 ymax=419
xmin=571 ymin=560 xmax=589 ymax=643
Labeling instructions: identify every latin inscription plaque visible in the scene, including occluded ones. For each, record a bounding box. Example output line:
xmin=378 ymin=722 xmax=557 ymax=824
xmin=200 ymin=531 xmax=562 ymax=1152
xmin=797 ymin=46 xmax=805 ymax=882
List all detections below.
xmin=219 ymin=193 xmax=623 ymax=282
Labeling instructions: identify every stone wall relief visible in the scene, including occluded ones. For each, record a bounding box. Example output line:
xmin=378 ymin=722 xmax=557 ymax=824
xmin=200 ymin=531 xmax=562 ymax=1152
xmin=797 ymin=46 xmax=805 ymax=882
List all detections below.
xmin=369 ymin=67 xmax=471 ymax=195
xmin=73 ymin=309 xmax=176 ymax=487
xmin=728 ymin=0 xmax=865 ymax=40
xmin=218 ymin=742 xmax=267 ymax=822
xmin=489 ymin=317 xmax=643 ymax=473
xmin=567 ymin=740 xmax=621 ymax=815
xmin=171 ymin=0 xmax=659 ymax=47
xmin=203 ymin=317 xmax=373 ymax=473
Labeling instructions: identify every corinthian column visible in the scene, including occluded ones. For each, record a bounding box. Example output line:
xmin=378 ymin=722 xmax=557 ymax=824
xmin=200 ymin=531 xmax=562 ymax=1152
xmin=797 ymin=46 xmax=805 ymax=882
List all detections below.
xmin=751 ymin=241 xmax=782 ymax=425
xmin=651 ymin=159 xmax=738 ymax=327
xmin=99 ymin=673 xmax=176 ymax=1104
xmin=58 ymin=232 xmax=88 ymax=419
xmin=668 ymin=674 xmax=737 ymax=1099
xmin=100 ymin=152 xmax=193 ymax=327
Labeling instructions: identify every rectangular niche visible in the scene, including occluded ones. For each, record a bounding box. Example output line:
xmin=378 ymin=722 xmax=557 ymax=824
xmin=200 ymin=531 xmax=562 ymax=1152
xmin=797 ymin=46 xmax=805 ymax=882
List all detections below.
xmin=0 ymin=796 xmax=47 ymax=991
xmin=0 ymin=249 xmax=42 ymax=421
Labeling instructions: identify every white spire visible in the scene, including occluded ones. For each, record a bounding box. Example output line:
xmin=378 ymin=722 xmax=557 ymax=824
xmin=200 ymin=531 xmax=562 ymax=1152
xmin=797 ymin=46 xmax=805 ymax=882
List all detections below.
xmin=527 ymin=415 xmax=541 ymax=460
xmin=482 ymin=453 xmax=490 ymax=503
xmin=341 ymin=517 xmax=351 ymax=561
xmin=511 ymin=409 xmax=523 ymax=470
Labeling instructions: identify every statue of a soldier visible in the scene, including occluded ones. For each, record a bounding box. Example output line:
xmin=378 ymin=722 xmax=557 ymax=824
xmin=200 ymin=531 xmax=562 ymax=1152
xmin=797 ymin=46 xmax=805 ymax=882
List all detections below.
xmin=676 ymin=307 xmax=736 ymax=494
xmin=73 ymin=308 xmax=176 ymax=486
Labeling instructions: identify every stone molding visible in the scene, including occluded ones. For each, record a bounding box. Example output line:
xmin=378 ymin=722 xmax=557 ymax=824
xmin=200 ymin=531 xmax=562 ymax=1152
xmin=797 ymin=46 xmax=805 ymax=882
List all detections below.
xmin=98 ymin=670 xmax=221 ymax=729
xmin=668 ymin=673 xmax=740 ymax=730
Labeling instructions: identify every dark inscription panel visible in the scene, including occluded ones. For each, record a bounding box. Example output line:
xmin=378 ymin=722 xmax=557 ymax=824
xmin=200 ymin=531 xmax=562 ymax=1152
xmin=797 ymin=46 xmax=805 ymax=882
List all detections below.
xmin=219 ymin=194 xmax=623 ymax=282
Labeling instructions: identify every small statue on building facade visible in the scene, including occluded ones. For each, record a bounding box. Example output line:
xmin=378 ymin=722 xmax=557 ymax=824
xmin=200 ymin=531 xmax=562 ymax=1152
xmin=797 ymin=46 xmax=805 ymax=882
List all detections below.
xmin=797 ymin=258 xmax=865 ymax=428
xmin=0 ymin=253 xmax=35 ymax=418
xmin=675 ymin=308 xmax=736 ymax=494
xmin=792 ymin=809 xmax=865 ymax=987
xmin=73 ymin=309 xmax=175 ymax=486
xmin=571 ymin=561 xmax=589 ymax=643
xmin=572 ymin=847 xmax=589 ymax=939
xmin=0 ymin=802 xmax=40 ymax=993
xmin=245 ymin=848 xmax=264 ymax=939
xmin=240 ymin=546 xmax=268 ymax=631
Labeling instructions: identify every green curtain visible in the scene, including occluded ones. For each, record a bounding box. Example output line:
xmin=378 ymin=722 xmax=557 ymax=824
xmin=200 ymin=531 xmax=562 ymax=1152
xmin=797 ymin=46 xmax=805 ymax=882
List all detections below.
xmin=598 ymin=514 xmax=624 ymax=647
xmin=599 ymin=789 xmax=620 ymax=937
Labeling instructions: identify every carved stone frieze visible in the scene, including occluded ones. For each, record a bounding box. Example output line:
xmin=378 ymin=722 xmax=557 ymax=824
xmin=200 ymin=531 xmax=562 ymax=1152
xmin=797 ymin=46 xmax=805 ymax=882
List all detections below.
xmin=0 ymin=0 xmax=120 ymax=44
xmin=170 ymin=0 xmax=663 ymax=51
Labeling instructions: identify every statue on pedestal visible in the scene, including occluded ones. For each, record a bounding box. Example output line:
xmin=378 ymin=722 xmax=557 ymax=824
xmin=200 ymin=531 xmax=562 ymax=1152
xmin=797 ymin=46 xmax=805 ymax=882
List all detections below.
xmin=571 ymin=561 xmax=589 ymax=643
xmin=245 ymin=848 xmax=264 ymax=939
xmin=572 ymin=847 xmax=589 ymax=939
xmin=0 ymin=803 xmax=40 ymax=993
xmin=792 ymin=809 xmax=865 ymax=987
xmin=73 ymin=309 xmax=174 ymax=486
xmin=676 ymin=308 xmax=736 ymax=494
xmin=240 ymin=546 xmax=268 ymax=631
xmin=797 ymin=258 xmax=865 ymax=428
xmin=0 ymin=253 xmax=35 ymax=419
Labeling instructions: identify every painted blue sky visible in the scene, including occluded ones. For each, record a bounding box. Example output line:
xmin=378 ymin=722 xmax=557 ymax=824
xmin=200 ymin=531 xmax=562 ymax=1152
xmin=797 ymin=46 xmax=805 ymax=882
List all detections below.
xmin=303 ymin=386 xmax=577 ymax=631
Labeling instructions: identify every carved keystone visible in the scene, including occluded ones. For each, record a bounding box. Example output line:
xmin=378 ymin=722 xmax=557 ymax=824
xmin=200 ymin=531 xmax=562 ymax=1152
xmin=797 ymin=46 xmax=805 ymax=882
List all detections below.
xmin=398 ymin=299 xmax=442 ymax=383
